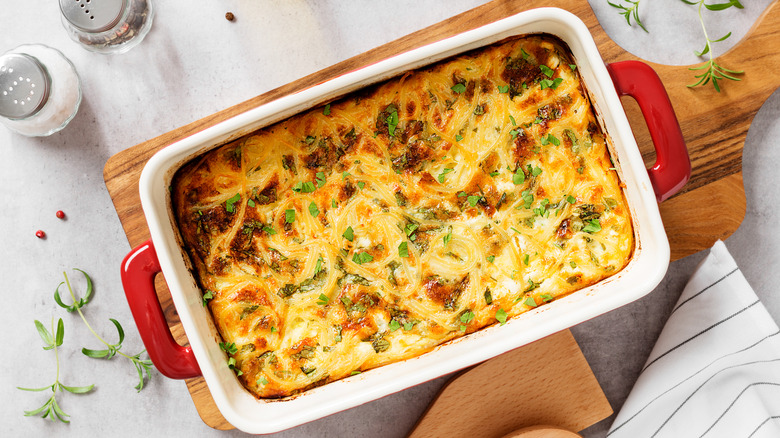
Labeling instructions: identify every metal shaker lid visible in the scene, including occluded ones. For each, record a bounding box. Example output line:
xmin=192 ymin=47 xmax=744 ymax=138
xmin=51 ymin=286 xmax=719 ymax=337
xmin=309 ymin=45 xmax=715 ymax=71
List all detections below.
xmin=59 ymin=0 xmax=126 ymax=33
xmin=0 ymin=53 xmax=51 ymax=120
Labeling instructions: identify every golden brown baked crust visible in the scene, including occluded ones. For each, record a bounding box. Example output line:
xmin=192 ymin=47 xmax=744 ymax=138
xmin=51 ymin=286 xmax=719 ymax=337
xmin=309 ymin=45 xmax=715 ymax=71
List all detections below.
xmin=172 ymin=34 xmax=633 ymax=398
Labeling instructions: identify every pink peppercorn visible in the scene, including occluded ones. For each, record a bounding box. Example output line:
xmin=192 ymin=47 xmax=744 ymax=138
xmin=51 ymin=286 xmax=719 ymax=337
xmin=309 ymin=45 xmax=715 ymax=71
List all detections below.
xmin=35 ymin=230 xmax=46 ymax=239
xmin=56 ymin=210 xmax=66 ymax=219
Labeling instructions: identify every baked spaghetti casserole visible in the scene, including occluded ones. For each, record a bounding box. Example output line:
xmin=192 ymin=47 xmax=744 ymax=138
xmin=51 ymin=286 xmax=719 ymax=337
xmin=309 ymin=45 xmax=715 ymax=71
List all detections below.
xmin=172 ymin=34 xmax=634 ymax=398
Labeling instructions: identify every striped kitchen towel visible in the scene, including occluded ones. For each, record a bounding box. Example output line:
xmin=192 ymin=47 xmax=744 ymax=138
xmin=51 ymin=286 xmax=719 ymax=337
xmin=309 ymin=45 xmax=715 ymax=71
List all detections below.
xmin=607 ymin=240 xmax=780 ymax=438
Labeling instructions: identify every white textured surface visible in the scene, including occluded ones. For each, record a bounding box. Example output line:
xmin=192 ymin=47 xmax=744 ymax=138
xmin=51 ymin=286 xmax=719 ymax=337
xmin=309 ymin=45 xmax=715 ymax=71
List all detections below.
xmin=0 ymin=1 xmax=777 ymax=437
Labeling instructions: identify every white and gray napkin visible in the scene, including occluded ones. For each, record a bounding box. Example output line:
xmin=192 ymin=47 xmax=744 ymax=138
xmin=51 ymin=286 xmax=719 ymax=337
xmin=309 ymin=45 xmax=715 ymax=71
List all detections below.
xmin=608 ymin=240 xmax=780 ymax=438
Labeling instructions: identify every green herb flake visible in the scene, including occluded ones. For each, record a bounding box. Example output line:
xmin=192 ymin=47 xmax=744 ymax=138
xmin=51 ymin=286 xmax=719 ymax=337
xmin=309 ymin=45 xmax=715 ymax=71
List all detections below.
xmin=342 ymin=171 xmax=350 ymax=180
xmin=496 ymin=308 xmax=508 ymax=325
xmin=332 ymin=199 xmax=337 ymax=208
xmin=451 ymin=83 xmax=467 ymax=94
xmin=531 ymin=165 xmax=543 ymax=177
xmin=467 ymin=195 xmax=481 ymax=207
xmin=343 ymin=226 xmax=354 ymax=242
xmin=509 ymin=115 xmax=517 ymax=126
xmin=513 ymin=167 xmax=525 ymax=185
xmin=357 ymin=181 xmax=366 ymax=190
xmin=460 ymin=310 xmax=475 ymax=324
xmin=566 ymin=195 xmax=576 ymax=204
xmin=247 ymin=199 xmax=256 ymax=208
xmin=352 ymin=252 xmax=374 ymax=265
xmin=202 ymin=290 xmax=214 ymax=306
xmin=309 ymin=202 xmax=320 ymax=217
xmin=455 ymin=134 xmax=464 ymax=142
xmin=569 ymin=64 xmax=577 ymax=71
xmin=316 ymin=171 xmax=327 ymax=188
xmin=539 ymin=65 xmax=554 ymax=78
xmin=443 ymin=227 xmax=453 ymax=246
xmin=498 ymin=85 xmax=509 ymax=93
xmin=438 ymin=168 xmax=454 ymax=183
xmin=315 ymin=255 xmax=324 ymax=274
xmin=258 ymin=377 xmax=269 ymax=386
xmin=386 ymin=106 xmax=399 ymax=137
xmin=323 ymin=104 xmax=331 ymax=115
xmin=484 ymin=288 xmax=493 ymax=305
xmin=582 ymin=219 xmax=602 ymax=233
xmin=524 ymin=296 xmax=538 ymax=308
xmin=523 ymin=254 xmax=530 ymax=265
xmin=389 ymin=319 xmax=401 ymax=331
xmin=285 ymin=209 xmax=296 ymax=224
xmin=225 ymin=193 xmax=241 ymax=213
xmin=399 ymin=241 xmax=409 ymax=258
xmin=486 ymin=255 xmax=495 ymax=264
xmin=350 ymin=370 xmax=362 ymax=376
xmin=292 ymin=181 xmax=316 ymax=193
xmin=262 ymin=225 xmax=277 ymax=235
xmin=570 ymin=261 xmax=577 ymax=268
xmin=316 ymin=293 xmax=329 ymax=306
xmin=403 ymin=321 xmax=415 ymax=331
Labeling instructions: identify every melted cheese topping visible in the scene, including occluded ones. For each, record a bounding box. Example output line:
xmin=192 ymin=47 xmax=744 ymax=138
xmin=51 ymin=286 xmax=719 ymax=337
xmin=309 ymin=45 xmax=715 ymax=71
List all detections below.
xmin=172 ymin=35 xmax=634 ymax=398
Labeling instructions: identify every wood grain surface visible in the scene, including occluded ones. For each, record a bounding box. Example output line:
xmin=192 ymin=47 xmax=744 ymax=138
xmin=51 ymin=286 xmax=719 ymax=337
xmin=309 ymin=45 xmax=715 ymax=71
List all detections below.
xmin=103 ymin=0 xmax=780 ymax=433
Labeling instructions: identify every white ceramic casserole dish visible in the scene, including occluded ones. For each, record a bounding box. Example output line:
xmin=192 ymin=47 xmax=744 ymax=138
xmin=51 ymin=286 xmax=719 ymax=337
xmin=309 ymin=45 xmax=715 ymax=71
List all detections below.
xmin=121 ymin=8 xmax=690 ymax=434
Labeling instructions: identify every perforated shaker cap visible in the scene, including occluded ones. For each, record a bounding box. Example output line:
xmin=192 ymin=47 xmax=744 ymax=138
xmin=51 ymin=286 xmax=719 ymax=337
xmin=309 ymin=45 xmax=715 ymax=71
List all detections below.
xmin=0 ymin=54 xmax=51 ymax=120
xmin=59 ymin=0 xmax=126 ymax=32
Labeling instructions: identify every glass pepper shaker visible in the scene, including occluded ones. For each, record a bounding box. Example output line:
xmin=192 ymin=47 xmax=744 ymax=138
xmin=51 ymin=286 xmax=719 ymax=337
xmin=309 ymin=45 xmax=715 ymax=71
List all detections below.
xmin=59 ymin=0 xmax=154 ymax=54
xmin=0 ymin=45 xmax=82 ymax=137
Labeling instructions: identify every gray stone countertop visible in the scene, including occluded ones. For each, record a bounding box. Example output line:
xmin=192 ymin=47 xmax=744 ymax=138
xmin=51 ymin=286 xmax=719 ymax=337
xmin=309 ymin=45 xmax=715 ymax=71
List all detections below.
xmin=1 ymin=1 xmax=777 ymax=436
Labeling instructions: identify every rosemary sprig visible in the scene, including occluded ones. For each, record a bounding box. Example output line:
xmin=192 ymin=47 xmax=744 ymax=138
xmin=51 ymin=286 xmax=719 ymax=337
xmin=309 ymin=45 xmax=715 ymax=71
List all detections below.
xmin=608 ymin=0 xmax=648 ymax=32
xmin=55 ymin=269 xmax=153 ymax=391
xmin=17 ymin=318 xmax=95 ymax=423
xmin=682 ymin=0 xmax=744 ymax=91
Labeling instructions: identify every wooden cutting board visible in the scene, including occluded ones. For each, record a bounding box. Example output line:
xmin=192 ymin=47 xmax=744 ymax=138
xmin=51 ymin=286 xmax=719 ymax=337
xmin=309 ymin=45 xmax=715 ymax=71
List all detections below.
xmin=103 ymin=0 xmax=780 ymax=433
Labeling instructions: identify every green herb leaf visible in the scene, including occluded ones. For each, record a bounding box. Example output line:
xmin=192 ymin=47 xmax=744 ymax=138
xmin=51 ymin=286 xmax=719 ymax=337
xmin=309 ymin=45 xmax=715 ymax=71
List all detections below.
xmin=582 ymin=219 xmax=602 ymax=233
xmin=523 ymin=254 xmax=530 ymax=265
xmin=247 ymin=199 xmax=256 ymax=208
xmin=496 ymin=308 xmax=508 ymax=325
xmin=524 ymin=296 xmax=538 ymax=307
xmin=389 ymin=319 xmax=401 ymax=331
xmin=455 ymin=134 xmax=463 ymax=142
xmin=539 ymin=65 xmax=554 ymax=78
xmin=467 ymin=195 xmax=481 ymax=207
xmin=285 ymin=209 xmax=296 ymax=224
xmin=316 ymin=171 xmax=327 ymax=188
xmin=498 ymin=85 xmax=509 ymax=93
xmin=263 ymin=225 xmax=276 ymax=235
xmin=331 ymin=199 xmax=337 ymax=209
xmin=438 ymin=168 xmax=454 ymax=183
xmin=509 ymin=115 xmax=517 ymax=126
xmin=225 ymin=193 xmax=241 ymax=213
xmin=323 ymin=104 xmax=331 ymax=115
xmin=386 ymin=106 xmax=399 ymax=137
xmin=309 ymin=202 xmax=320 ymax=217
xmin=486 ymin=255 xmax=495 ymax=263
xmin=566 ymin=195 xmax=576 ymax=204
xmin=343 ymin=226 xmax=354 ymax=241
xmin=352 ymin=252 xmax=374 ymax=265
xmin=316 ymin=293 xmax=329 ymax=306
xmin=451 ymin=83 xmax=466 ymax=94
xmin=513 ymin=167 xmax=525 ymax=185
xmin=443 ymin=227 xmax=453 ymax=246
xmin=399 ymin=241 xmax=409 ymax=258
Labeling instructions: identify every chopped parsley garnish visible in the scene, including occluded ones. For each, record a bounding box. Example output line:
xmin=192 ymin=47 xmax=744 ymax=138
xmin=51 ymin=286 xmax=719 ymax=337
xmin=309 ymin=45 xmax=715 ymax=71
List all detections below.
xmin=285 ymin=209 xmax=296 ymax=224
xmin=403 ymin=321 xmax=415 ymax=331
xmin=443 ymin=226 xmax=453 ymax=246
xmin=352 ymin=252 xmax=373 ymax=265
xmin=304 ymin=135 xmax=316 ymax=145
xmin=582 ymin=219 xmax=602 ymax=233
xmin=309 ymin=202 xmax=320 ymax=217
xmin=262 ymin=225 xmax=276 ymax=235
xmin=497 ymin=85 xmax=509 ymax=93
xmin=323 ymin=104 xmax=331 ymax=115
xmin=451 ymin=83 xmax=466 ymax=94
xmin=399 ymin=241 xmax=409 ymax=258
xmin=455 ymin=134 xmax=463 ymax=142
xmin=539 ymin=65 xmax=554 ymax=78
xmin=540 ymin=293 xmax=554 ymax=302
xmin=509 ymin=115 xmax=517 ymax=126
xmin=258 ymin=377 xmax=269 ymax=386
xmin=513 ymin=167 xmax=525 ymax=185
xmin=315 ymin=255 xmax=324 ymax=274
xmin=225 ymin=193 xmax=241 ymax=213
xmin=457 ymin=191 xmax=467 ymax=198
xmin=389 ymin=320 xmax=401 ymax=331
xmin=540 ymin=133 xmax=561 ymax=146
xmin=566 ymin=195 xmax=576 ymax=204
xmin=521 ymin=48 xmax=531 ymax=60
xmin=511 ymin=227 xmax=522 ymax=234
xmin=473 ymin=105 xmax=485 ymax=115
xmin=484 ymin=288 xmax=493 ymax=305
xmin=530 ymin=165 xmax=543 ymax=176
xmin=219 ymin=342 xmax=238 ymax=355
xmin=518 ymin=190 xmax=534 ymax=209
xmin=540 ymin=77 xmax=564 ymax=90
xmin=386 ymin=106 xmax=399 ymax=137
xmin=486 ymin=255 xmax=495 ymax=263
xmin=316 ymin=293 xmax=329 ymax=306
xmin=496 ymin=308 xmax=507 ymax=325
xmin=460 ymin=310 xmax=474 ymax=324
xmin=467 ymin=195 xmax=481 ymax=207
xmin=343 ymin=226 xmax=354 ymax=241
xmin=489 ymin=171 xmax=500 ymax=177
xmin=523 ymin=254 xmax=530 ymax=265
xmin=202 ymin=290 xmax=214 ymax=306
xmin=357 ymin=181 xmax=365 ymax=190
xmin=292 ymin=181 xmax=316 ymax=193
xmin=510 ymin=128 xmax=521 ymax=139
xmin=331 ymin=199 xmax=337 ymax=208
xmin=570 ymin=261 xmax=577 ymax=268
xmin=342 ymin=171 xmax=350 ymax=180
xmin=316 ymin=171 xmax=327 ymax=188
xmin=569 ymin=64 xmax=577 ymax=71
xmin=524 ymin=296 xmax=537 ymax=308
xmin=404 ymin=223 xmax=419 ymax=237
xmin=247 ymin=199 xmax=256 ymax=208
xmin=438 ymin=168 xmax=454 ymax=183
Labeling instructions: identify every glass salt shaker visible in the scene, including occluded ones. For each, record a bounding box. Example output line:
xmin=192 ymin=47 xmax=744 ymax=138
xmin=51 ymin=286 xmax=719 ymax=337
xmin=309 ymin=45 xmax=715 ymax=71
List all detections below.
xmin=59 ymin=0 xmax=154 ymax=54
xmin=0 ymin=45 xmax=82 ymax=137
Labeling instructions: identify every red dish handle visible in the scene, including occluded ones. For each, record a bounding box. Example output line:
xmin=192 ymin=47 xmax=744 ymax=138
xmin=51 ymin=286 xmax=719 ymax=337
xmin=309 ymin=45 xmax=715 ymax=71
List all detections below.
xmin=121 ymin=239 xmax=201 ymax=379
xmin=607 ymin=60 xmax=691 ymax=202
